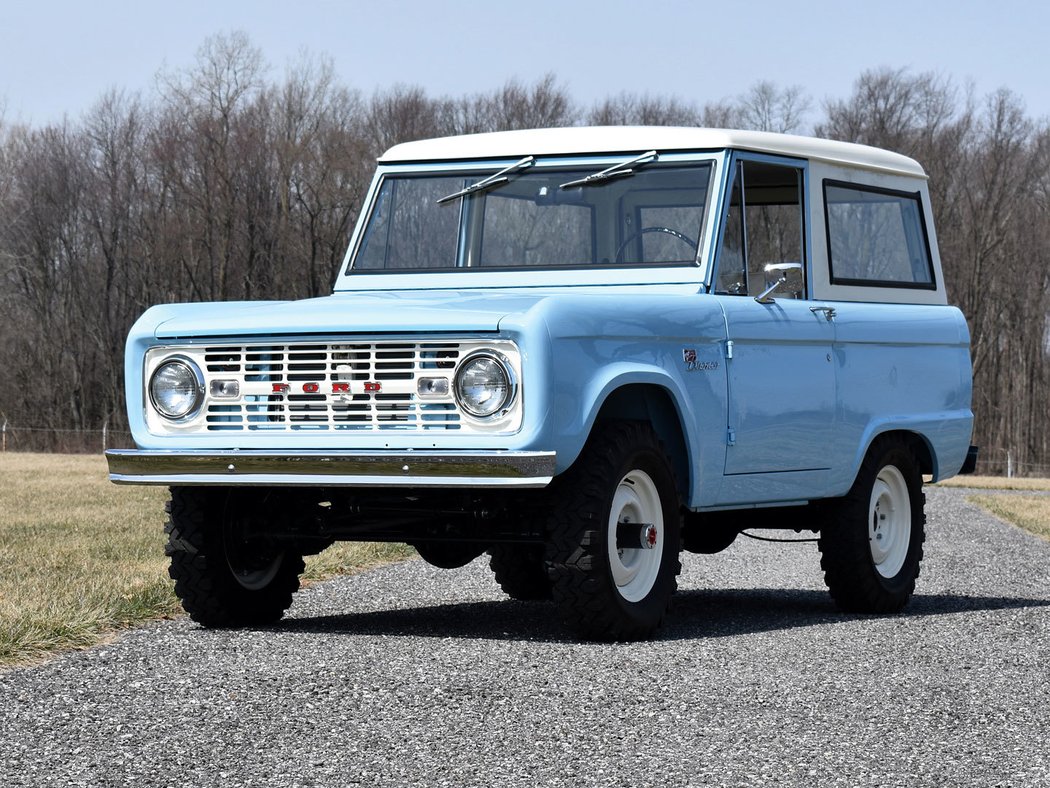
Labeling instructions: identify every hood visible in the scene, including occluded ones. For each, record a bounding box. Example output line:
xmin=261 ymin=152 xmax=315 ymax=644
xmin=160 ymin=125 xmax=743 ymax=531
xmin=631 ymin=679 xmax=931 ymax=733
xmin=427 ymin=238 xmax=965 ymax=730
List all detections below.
xmin=151 ymin=290 xmax=550 ymax=339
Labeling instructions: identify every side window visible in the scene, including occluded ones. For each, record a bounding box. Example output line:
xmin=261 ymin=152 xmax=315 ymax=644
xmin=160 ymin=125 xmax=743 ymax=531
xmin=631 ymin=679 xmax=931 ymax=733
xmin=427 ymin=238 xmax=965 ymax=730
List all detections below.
xmin=715 ymin=168 xmax=746 ymax=294
xmin=715 ymin=160 xmax=806 ymax=298
xmin=823 ymin=182 xmax=934 ymax=288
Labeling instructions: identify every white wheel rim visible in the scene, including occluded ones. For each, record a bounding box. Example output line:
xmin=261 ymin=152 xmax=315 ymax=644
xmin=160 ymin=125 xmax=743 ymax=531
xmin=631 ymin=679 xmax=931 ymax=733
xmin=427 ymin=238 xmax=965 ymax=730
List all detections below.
xmin=223 ymin=525 xmax=284 ymax=591
xmin=607 ymin=469 xmax=663 ymax=603
xmin=228 ymin=554 xmax=283 ymax=591
xmin=868 ymin=464 xmax=911 ymax=578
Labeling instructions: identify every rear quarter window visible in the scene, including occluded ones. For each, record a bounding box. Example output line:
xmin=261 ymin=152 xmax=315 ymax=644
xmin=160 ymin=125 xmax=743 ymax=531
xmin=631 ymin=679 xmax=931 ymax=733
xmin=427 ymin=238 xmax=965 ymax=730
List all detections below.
xmin=823 ymin=181 xmax=935 ymax=289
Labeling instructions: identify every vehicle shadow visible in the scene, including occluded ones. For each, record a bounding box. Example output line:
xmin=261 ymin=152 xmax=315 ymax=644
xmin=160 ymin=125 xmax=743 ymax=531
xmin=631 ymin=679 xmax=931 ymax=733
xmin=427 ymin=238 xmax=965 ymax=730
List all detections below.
xmin=274 ymin=588 xmax=1050 ymax=644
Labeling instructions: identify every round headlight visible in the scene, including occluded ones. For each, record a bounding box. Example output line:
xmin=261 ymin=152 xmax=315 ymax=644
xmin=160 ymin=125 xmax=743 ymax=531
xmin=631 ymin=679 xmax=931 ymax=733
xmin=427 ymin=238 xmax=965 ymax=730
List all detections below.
xmin=149 ymin=359 xmax=204 ymax=420
xmin=454 ymin=354 xmax=513 ymax=419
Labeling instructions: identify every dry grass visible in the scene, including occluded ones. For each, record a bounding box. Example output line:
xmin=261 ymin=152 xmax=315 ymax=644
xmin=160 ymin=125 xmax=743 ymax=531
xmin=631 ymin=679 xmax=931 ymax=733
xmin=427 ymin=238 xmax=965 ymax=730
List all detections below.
xmin=934 ymin=475 xmax=1050 ymax=492
xmin=933 ymin=475 xmax=1050 ymax=544
xmin=0 ymin=452 xmax=410 ymax=667
xmin=969 ymin=494 xmax=1050 ymax=543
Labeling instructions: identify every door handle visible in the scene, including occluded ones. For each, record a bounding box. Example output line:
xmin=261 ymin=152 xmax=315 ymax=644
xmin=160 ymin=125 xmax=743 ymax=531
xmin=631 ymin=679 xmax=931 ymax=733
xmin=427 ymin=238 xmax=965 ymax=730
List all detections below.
xmin=810 ymin=306 xmax=836 ymax=321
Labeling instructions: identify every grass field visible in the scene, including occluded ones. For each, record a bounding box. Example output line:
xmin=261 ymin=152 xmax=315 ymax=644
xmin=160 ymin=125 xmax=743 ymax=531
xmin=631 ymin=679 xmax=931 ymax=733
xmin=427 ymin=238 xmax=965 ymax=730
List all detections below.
xmin=0 ymin=453 xmax=411 ymax=667
xmin=969 ymin=494 xmax=1050 ymax=542
xmin=934 ymin=475 xmax=1050 ymax=492
xmin=933 ymin=476 xmax=1050 ymax=542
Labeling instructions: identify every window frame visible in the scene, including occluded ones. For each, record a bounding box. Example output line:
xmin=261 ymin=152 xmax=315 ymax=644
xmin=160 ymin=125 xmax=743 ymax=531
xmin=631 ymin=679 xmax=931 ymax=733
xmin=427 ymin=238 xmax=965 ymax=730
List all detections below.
xmin=710 ymin=151 xmax=810 ymax=299
xmin=348 ymin=159 xmax=715 ymax=275
xmin=822 ymin=179 xmax=937 ymax=291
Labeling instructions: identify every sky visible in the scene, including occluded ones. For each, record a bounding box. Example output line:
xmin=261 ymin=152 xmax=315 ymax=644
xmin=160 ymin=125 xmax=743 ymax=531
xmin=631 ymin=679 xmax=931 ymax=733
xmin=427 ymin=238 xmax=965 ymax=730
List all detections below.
xmin=2 ymin=0 xmax=1049 ymax=129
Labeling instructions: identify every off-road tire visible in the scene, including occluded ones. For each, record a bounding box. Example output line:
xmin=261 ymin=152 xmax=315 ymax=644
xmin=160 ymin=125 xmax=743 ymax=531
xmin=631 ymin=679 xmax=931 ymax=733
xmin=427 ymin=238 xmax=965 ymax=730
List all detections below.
xmin=488 ymin=544 xmax=552 ymax=600
xmin=819 ymin=436 xmax=926 ymax=613
xmin=165 ymin=487 xmax=305 ymax=628
xmin=547 ymin=420 xmax=682 ymax=641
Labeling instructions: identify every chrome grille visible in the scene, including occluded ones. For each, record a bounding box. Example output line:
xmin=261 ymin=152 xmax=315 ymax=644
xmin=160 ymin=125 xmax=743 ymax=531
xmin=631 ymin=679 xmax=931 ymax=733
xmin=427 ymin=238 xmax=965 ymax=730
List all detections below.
xmin=199 ymin=341 xmax=465 ymax=432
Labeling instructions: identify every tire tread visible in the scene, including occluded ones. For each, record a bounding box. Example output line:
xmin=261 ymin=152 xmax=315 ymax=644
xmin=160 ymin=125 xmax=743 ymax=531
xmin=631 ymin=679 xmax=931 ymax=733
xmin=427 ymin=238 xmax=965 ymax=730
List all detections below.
xmin=165 ymin=487 xmax=304 ymax=628
xmin=546 ymin=421 xmax=682 ymax=641
xmin=818 ymin=436 xmax=926 ymax=613
xmin=488 ymin=544 xmax=552 ymax=601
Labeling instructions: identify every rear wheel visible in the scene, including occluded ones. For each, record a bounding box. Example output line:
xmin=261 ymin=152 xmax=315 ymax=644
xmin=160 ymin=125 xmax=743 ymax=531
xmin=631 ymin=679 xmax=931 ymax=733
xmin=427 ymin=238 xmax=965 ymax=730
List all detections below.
xmin=488 ymin=544 xmax=552 ymax=600
xmin=547 ymin=421 xmax=682 ymax=640
xmin=165 ymin=487 xmax=304 ymax=627
xmin=819 ymin=436 xmax=926 ymax=613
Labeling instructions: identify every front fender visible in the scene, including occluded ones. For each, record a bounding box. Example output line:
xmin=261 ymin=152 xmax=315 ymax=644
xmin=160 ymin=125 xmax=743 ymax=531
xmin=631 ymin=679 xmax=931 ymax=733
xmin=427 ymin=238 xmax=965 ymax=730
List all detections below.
xmin=514 ymin=292 xmax=729 ymax=506
xmin=545 ymin=357 xmax=727 ymax=507
xmin=571 ymin=365 xmax=696 ymax=466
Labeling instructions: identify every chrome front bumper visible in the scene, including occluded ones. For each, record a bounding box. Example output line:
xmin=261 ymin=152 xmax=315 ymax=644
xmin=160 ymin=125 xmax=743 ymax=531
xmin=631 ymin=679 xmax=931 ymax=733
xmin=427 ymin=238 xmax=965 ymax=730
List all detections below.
xmin=105 ymin=449 xmax=556 ymax=488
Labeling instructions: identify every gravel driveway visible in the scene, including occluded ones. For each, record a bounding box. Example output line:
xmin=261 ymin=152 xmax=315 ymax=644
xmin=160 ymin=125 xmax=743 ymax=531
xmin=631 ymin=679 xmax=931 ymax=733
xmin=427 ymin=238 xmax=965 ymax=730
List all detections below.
xmin=2 ymin=487 xmax=1049 ymax=787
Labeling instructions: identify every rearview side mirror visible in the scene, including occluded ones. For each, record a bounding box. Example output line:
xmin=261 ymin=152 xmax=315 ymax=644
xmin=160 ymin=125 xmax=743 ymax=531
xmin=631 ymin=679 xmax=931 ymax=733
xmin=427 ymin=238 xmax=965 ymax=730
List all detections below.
xmin=754 ymin=262 xmax=804 ymax=304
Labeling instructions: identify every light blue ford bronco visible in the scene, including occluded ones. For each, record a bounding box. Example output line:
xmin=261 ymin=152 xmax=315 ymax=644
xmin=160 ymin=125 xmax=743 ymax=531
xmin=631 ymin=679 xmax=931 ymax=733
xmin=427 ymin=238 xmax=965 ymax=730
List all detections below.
xmin=108 ymin=127 xmax=977 ymax=640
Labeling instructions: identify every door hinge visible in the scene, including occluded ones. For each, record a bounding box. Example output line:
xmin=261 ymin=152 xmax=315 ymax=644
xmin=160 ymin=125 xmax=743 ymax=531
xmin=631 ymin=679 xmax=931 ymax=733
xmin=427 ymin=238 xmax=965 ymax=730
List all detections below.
xmin=727 ymin=428 xmax=736 ymax=446
xmin=725 ymin=340 xmax=734 ymax=360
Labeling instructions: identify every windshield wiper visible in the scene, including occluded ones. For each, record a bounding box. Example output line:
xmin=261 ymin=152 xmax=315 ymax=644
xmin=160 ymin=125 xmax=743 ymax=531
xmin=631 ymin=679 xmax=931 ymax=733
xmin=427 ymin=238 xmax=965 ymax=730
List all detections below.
xmin=559 ymin=150 xmax=659 ymax=189
xmin=436 ymin=156 xmax=535 ymax=204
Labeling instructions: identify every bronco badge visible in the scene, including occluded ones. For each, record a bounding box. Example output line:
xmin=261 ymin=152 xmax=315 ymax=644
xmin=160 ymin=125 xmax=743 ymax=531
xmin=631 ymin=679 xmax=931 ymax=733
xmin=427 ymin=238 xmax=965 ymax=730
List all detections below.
xmin=683 ymin=348 xmax=718 ymax=372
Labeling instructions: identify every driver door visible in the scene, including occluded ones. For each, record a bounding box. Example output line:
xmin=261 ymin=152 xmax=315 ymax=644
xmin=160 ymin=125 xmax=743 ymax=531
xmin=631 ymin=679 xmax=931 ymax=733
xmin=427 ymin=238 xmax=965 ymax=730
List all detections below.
xmin=711 ymin=155 xmax=836 ymax=502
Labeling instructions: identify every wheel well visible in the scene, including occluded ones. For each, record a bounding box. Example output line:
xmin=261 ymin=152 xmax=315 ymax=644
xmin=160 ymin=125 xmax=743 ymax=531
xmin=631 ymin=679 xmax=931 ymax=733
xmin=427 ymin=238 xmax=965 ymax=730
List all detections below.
xmin=594 ymin=384 xmax=690 ymax=499
xmin=870 ymin=430 xmax=935 ymax=476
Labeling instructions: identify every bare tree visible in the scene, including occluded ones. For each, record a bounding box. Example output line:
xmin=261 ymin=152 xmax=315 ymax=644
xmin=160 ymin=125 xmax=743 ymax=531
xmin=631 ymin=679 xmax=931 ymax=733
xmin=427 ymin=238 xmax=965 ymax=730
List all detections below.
xmin=588 ymin=92 xmax=703 ymax=126
xmin=80 ymin=90 xmax=151 ymax=428
xmin=270 ymin=53 xmax=370 ymax=297
xmin=737 ymin=81 xmax=811 ymax=133
xmin=364 ymin=84 xmax=444 ymax=157
xmin=436 ymin=75 xmax=576 ymax=136
xmin=0 ymin=122 xmax=97 ymax=439
xmin=154 ymin=31 xmax=270 ymax=302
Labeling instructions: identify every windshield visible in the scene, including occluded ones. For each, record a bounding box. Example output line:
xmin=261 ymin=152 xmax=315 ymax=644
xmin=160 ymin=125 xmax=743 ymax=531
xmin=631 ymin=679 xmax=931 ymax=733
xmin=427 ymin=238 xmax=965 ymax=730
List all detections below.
xmin=351 ymin=160 xmax=713 ymax=272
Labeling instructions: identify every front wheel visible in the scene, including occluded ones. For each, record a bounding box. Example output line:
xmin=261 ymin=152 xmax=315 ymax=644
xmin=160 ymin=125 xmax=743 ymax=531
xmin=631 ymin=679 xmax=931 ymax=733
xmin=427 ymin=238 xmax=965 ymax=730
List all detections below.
xmin=547 ymin=421 xmax=682 ymax=640
xmin=165 ymin=487 xmax=305 ymax=627
xmin=819 ymin=436 xmax=926 ymax=613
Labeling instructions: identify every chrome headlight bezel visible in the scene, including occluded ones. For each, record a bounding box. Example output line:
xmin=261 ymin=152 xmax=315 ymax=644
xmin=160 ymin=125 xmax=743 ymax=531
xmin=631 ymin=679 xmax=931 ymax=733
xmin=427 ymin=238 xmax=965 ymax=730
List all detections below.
xmin=148 ymin=356 xmax=206 ymax=421
xmin=453 ymin=351 xmax=517 ymax=421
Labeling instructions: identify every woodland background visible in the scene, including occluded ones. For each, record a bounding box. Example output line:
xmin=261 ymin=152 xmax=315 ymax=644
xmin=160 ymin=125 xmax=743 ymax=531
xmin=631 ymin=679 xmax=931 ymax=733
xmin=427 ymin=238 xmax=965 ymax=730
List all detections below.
xmin=0 ymin=33 xmax=1047 ymax=475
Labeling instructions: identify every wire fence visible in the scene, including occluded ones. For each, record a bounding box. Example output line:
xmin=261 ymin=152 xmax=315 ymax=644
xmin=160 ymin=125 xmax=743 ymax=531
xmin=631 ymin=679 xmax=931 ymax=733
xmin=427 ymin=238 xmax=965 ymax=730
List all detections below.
xmin=973 ymin=448 xmax=1050 ymax=479
xmin=970 ymin=458 xmax=1050 ymax=478
xmin=0 ymin=422 xmax=136 ymax=454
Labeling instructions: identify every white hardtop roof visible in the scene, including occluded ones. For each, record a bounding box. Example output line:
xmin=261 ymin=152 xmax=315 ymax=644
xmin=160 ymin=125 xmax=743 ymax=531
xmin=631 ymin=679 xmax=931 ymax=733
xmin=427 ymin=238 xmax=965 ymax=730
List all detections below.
xmin=380 ymin=126 xmax=926 ymax=178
